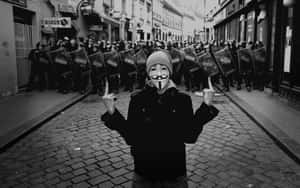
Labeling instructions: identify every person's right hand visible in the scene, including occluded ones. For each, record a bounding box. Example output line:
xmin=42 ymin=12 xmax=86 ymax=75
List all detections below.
xmin=102 ymin=79 xmax=116 ymax=115
xmin=203 ymin=77 xmax=215 ymax=106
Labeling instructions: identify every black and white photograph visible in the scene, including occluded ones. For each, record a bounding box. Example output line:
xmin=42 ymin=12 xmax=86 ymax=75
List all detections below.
xmin=0 ymin=0 xmax=299 ymax=187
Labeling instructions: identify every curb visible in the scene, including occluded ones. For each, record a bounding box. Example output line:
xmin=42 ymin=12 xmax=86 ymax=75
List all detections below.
xmin=0 ymin=91 xmax=90 ymax=151
xmin=218 ymin=87 xmax=300 ymax=165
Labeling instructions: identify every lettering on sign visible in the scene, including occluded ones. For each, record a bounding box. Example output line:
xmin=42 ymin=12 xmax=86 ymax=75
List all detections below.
xmin=42 ymin=17 xmax=71 ymax=28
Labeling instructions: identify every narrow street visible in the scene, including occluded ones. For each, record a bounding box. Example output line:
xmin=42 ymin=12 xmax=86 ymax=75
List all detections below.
xmin=0 ymin=91 xmax=299 ymax=188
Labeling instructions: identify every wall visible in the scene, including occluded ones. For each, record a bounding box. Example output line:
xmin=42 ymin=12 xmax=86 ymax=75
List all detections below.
xmin=0 ymin=1 xmax=17 ymax=97
xmin=27 ymin=0 xmax=54 ymax=45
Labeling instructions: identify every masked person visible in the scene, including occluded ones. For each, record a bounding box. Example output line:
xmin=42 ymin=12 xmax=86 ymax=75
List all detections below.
xmin=101 ymin=51 xmax=219 ymax=188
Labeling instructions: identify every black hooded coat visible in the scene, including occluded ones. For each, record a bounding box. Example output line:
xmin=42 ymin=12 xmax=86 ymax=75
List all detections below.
xmin=101 ymin=85 xmax=219 ymax=180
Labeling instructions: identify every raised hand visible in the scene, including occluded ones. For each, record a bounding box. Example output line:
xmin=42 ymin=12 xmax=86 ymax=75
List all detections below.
xmin=203 ymin=76 xmax=215 ymax=106
xmin=102 ymin=78 xmax=116 ymax=114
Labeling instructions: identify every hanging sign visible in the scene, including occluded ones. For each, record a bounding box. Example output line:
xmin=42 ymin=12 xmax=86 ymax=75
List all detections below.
xmin=42 ymin=17 xmax=71 ymax=28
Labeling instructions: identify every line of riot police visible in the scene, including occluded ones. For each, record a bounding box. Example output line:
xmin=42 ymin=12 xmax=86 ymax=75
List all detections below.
xmin=26 ymin=37 xmax=266 ymax=95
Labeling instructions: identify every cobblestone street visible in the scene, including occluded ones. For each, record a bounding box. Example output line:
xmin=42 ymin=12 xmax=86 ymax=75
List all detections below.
xmin=0 ymin=91 xmax=299 ymax=188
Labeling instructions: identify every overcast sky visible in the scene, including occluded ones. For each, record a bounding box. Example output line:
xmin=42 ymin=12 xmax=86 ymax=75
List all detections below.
xmin=171 ymin=0 xmax=205 ymax=15
xmin=171 ymin=0 xmax=218 ymax=16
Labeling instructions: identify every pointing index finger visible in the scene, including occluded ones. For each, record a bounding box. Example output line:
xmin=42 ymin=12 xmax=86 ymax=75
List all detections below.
xmin=104 ymin=78 xmax=109 ymax=96
xmin=208 ymin=76 xmax=213 ymax=90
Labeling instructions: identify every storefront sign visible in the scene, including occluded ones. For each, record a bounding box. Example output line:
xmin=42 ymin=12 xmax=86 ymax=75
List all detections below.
xmin=2 ymin=0 xmax=26 ymax=7
xmin=42 ymin=17 xmax=71 ymax=28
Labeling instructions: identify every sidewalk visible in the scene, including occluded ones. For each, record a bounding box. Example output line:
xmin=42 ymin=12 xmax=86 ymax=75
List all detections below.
xmin=222 ymin=87 xmax=300 ymax=163
xmin=0 ymin=90 xmax=88 ymax=149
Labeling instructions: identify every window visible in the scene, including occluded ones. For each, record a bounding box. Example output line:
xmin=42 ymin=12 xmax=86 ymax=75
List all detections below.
xmin=140 ymin=32 xmax=144 ymax=40
xmin=104 ymin=4 xmax=110 ymax=15
xmin=122 ymin=0 xmax=126 ymax=13
xmin=147 ymin=2 xmax=151 ymax=13
xmin=239 ymin=0 xmax=244 ymax=8
xmin=139 ymin=7 xmax=142 ymax=17
xmin=111 ymin=0 xmax=114 ymax=8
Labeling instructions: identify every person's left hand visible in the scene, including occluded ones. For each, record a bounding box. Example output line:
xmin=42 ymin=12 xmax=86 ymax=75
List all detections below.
xmin=203 ymin=77 xmax=214 ymax=106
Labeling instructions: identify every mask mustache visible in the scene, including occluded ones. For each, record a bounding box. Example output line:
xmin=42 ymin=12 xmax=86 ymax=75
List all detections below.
xmin=151 ymin=75 xmax=169 ymax=80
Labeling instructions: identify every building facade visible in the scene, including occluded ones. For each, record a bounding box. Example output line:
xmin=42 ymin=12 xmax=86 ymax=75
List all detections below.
xmin=211 ymin=0 xmax=299 ymax=96
xmin=130 ymin=0 xmax=153 ymax=41
xmin=152 ymin=0 xmax=163 ymax=41
xmin=162 ymin=0 xmax=183 ymax=42
xmin=182 ymin=10 xmax=195 ymax=43
xmin=0 ymin=0 xmax=60 ymax=96
xmin=113 ymin=0 xmax=134 ymax=41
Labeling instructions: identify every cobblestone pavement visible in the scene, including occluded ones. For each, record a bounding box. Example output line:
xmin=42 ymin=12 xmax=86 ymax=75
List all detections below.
xmin=0 ymin=90 xmax=300 ymax=188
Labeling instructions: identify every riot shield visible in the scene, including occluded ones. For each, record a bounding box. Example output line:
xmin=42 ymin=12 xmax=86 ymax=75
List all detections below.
xmin=47 ymin=48 xmax=68 ymax=65
xmin=88 ymin=51 xmax=105 ymax=69
xmin=135 ymin=49 xmax=147 ymax=66
xmin=67 ymin=48 xmax=89 ymax=68
xmin=252 ymin=47 xmax=266 ymax=73
xmin=38 ymin=51 xmax=49 ymax=65
xmin=103 ymin=51 xmax=120 ymax=76
xmin=196 ymin=52 xmax=219 ymax=77
xmin=169 ymin=48 xmax=184 ymax=75
xmin=213 ymin=47 xmax=235 ymax=77
xmin=183 ymin=47 xmax=196 ymax=63
xmin=122 ymin=49 xmax=137 ymax=68
xmin=237 ymin=48 xmax=255 ymax=74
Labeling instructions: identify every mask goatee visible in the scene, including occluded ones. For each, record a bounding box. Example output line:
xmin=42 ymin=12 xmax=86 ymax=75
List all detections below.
xmin=158 ymin=81 xmax=162 ymax=90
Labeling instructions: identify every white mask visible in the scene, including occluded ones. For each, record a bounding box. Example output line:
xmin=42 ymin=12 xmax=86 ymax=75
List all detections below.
xmin=149 ymin=64 xmax=170 ymax=91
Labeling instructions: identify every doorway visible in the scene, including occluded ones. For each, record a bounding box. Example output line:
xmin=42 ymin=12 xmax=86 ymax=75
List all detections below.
xmin=13 ymin=7 xmax=34 ymax=89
